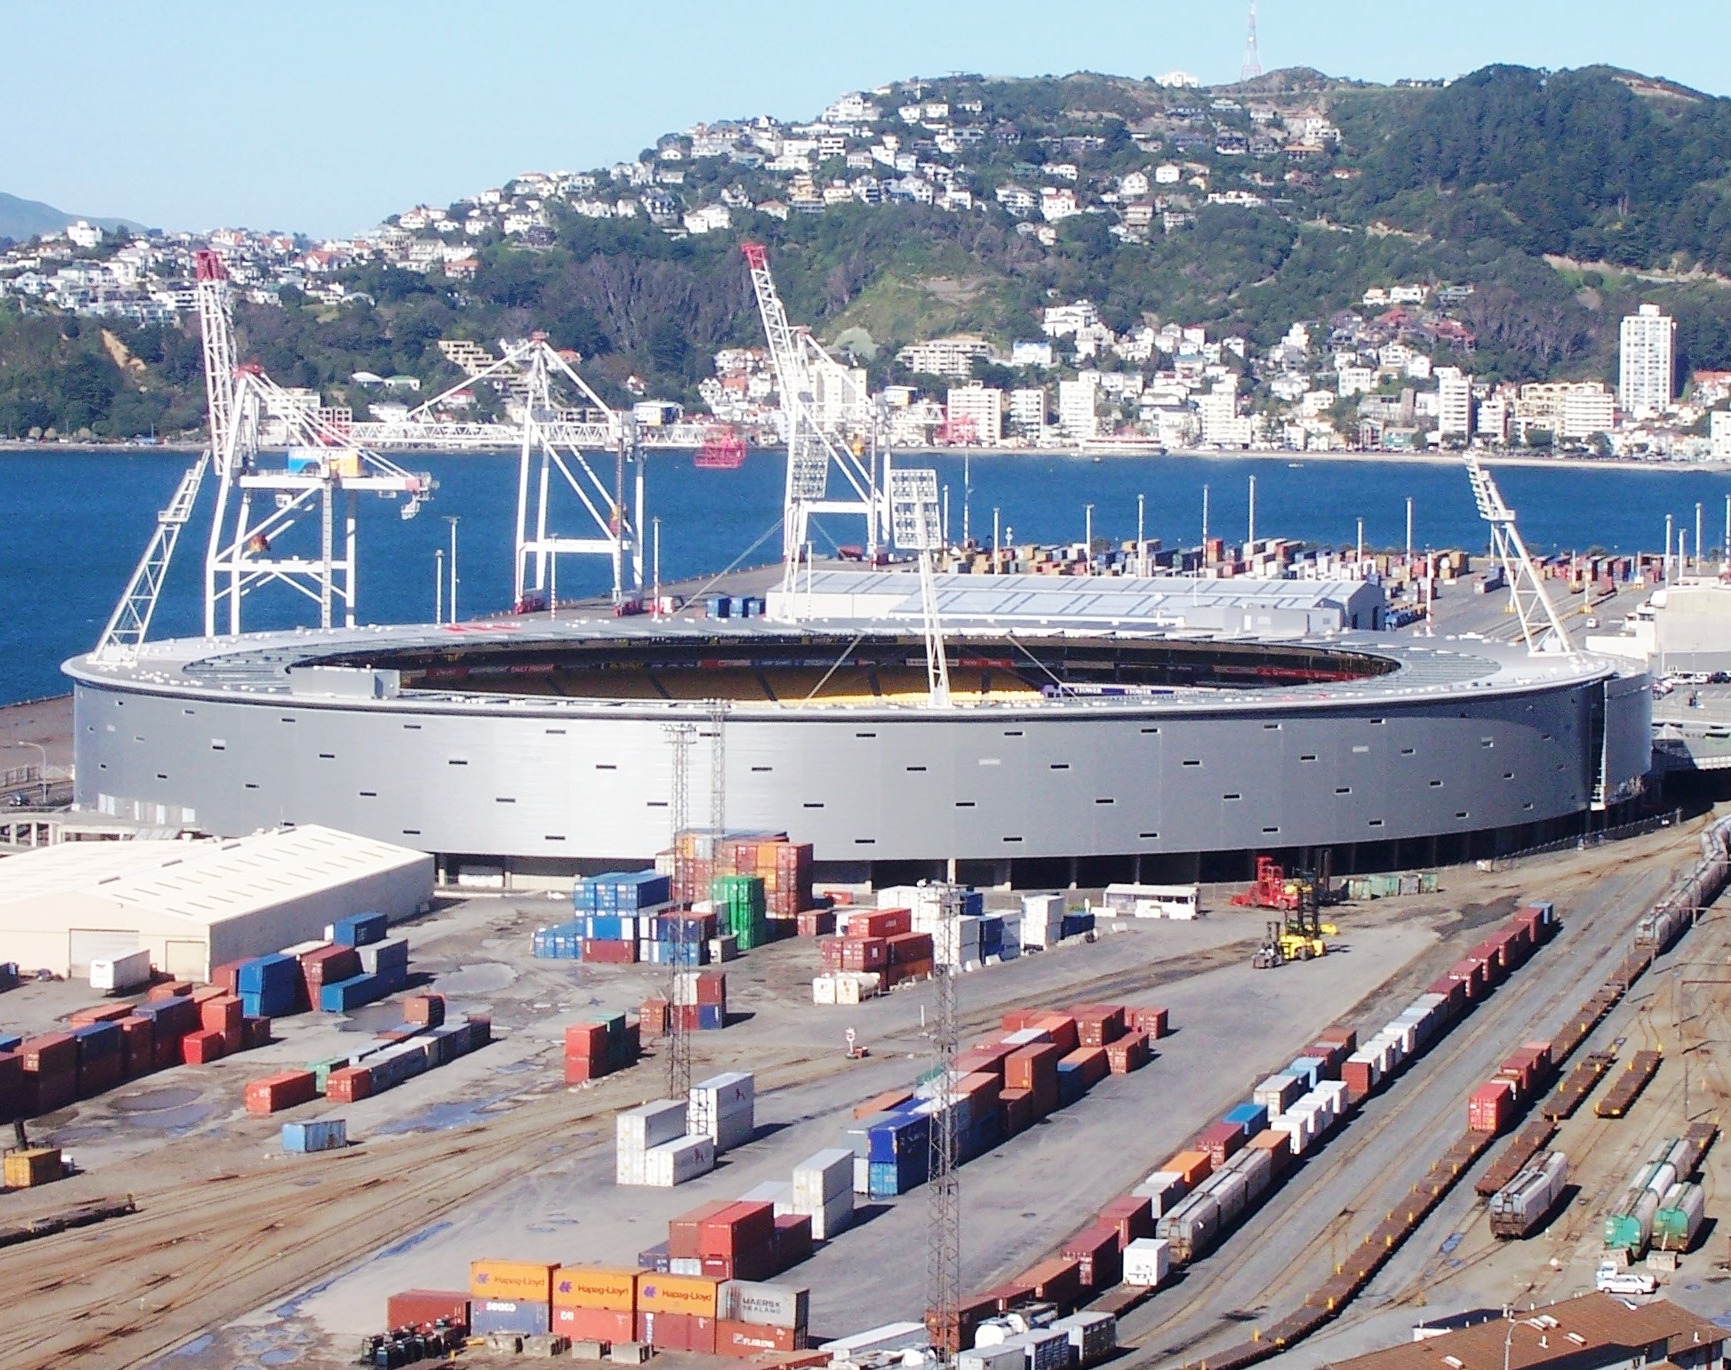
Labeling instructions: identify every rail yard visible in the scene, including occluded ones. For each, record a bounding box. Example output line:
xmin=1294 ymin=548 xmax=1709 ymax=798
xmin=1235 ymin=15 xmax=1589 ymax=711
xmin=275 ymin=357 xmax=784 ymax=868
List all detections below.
xmin=0 ymin=798 xmax=1724 ymax=1370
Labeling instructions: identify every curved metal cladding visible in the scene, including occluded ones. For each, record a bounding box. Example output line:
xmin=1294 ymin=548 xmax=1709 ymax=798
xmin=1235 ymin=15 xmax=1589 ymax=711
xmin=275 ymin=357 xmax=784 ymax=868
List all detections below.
xmin=66 ymin=627 xmax=1646 ymax=866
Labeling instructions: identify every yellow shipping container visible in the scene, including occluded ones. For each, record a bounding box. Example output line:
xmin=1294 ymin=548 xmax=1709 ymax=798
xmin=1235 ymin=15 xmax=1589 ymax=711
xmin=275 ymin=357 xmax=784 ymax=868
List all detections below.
xmin=553 ymin=1265 xmax=638 ymax=1311
xmin=470 ymin=1259 xmax=556 ymax=1303
xmin=3 ymin=1147 xmax=60 ymax=1188
xmin=636 ymin=1273 xmax=718 ymax=1316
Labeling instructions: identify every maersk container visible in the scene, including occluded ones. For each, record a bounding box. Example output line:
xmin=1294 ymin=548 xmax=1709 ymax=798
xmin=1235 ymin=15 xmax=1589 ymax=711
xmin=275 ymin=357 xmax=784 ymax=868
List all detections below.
xmin=1654 ymin=1182 xmax=1706 ymax=1252
xmin=282 ymin=1118 xmax=348 ymax=1153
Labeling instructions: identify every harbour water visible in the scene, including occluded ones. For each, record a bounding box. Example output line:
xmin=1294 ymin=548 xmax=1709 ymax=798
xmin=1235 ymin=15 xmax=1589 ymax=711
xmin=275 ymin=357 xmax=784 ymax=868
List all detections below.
xmin=2 ymin=447 xmax=1726 ymax=706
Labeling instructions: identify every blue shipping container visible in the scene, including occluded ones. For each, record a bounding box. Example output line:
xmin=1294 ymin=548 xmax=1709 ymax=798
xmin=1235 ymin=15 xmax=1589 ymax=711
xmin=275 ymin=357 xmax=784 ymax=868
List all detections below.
xmin=1287 ymin=1057 xmax=1324 ymax=1090
xmin=73 ymin=1021 xmax=123 ymax=1060
xmin=320 ymin=973 xmax=385 ymax=1013
xmin=1224 ymin=1102 xmax=1269 ymax=1134
xmin=282 ymin=1118 xmax=348 ymax=1153
xmin=470 ymin=1301 xmax=552 ymax=1336
xmin=696 ymin=1004 xmax=725 ymax=1031
xmin=1060 ymin=912 xmax=1095 ymax=939
xmin=868 ymin=1113 xmax=930 ymax=1163
xmin=0 ymin=1034 xmax=21 ymax=1054
xmin=1056 ymin=1060 xmax=1086 ymax=1108
xmin=333 ymin=912 xmax=387 ymax=947
xmin=238 ymin=953 xmax=300 ymax=995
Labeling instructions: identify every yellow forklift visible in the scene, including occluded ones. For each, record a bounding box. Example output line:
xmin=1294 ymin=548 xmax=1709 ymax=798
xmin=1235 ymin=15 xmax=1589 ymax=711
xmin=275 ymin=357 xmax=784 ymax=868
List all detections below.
xmin=1252 ymin=868 xmax=1336 ymax=968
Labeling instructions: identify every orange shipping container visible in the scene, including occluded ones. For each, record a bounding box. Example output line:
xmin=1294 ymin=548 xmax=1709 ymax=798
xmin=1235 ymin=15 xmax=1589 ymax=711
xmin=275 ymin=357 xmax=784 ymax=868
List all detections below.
xmin=1166 ymin=1149 xmax=1213 ymax=1187
xmin=469 ymin=1260 xmax=556 ymax=1303
xmin=636 ymin=1273 xmax=719 ymax=1317
xmin=853 ymin=1089 xmax=914 ymax=1120
xmin=553 ymin=1265 xmax=637 ymax=1312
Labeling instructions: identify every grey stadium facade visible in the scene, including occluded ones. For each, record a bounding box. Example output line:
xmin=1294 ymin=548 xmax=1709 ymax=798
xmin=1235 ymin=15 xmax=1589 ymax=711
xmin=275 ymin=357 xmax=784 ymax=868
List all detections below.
xmin=64 ymin=572 xmax=1655 ymax=891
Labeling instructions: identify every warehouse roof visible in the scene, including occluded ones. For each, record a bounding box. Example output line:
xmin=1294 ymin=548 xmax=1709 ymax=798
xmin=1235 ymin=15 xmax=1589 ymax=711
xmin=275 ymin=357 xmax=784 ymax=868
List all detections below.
xmin=1327 ymin=1295 xmax=1724 ymax=1370
xmin=0 ymin=824 xmax=428 ymax=927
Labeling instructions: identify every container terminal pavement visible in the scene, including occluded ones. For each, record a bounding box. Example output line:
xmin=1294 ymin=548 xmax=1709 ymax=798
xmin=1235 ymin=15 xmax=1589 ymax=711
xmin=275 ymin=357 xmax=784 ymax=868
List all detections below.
xmin=0 ymin=814 xmax=1724 ymax=1370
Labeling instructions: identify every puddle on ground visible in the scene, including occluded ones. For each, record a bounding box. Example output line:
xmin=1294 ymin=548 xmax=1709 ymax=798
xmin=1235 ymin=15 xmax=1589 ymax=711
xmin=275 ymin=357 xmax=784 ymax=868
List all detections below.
xmin=111 ymin=1086 xmax=201 ymax=1113
xmin=373 ymin=1094 xmax=515 ymax=1135
xmin=432 ymin=962 xmax=516 ymax=994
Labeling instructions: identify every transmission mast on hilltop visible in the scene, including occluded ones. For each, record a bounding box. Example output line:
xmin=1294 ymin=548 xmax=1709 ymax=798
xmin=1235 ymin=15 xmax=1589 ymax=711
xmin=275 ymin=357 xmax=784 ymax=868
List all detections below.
xmin=1241 ymin=0 xmax=1264 ymax=82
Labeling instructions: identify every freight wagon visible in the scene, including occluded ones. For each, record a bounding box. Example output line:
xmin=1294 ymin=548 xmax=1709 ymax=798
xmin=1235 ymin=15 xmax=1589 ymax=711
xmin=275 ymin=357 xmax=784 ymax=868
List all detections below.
xmin=1488 ymin=1151 xmax=1567 ymax=1239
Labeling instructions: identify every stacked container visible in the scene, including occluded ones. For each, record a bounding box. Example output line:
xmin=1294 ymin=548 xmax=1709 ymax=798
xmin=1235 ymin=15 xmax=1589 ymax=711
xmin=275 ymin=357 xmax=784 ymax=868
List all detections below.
xmin=711 ymin=875 xmax=768 ymax=952
xmin=791 ymin=1148 xmax=855 ymax=1240
xmin=715 ymin=1279 xmax=810 ymax=1356
xmin=565 ymin=1014 xmax=641 ymax=1084
xmin=1020 ymin=893 xmax=1066 ymax=950
xmin=617 ymin=1099 xmax=715 ymax=1187
xmin=238 ymin=953 xmax=303 ymax=1018
xmin=663 ymin=831 xmax=812 ymax=922
xmin=689 ymin=1072 xmax=755 ymax=1151
xmin=670 ymin=970 xmax=728 ymax=1030
xmin=469 ymin=1260 xmax=555 ymax=1336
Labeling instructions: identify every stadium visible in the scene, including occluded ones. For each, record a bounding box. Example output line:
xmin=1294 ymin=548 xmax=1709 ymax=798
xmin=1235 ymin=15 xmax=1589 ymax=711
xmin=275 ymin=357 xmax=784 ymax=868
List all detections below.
xmin=63 ymin=569 xmax=1654 ymax=892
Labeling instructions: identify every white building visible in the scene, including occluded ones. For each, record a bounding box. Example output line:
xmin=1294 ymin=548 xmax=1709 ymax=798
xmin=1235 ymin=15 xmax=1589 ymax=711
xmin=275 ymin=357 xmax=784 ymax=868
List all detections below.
xmin=1712 ymin=410 xmax=1731 ymax=462
xmin=895 ymin=336 xmax=995 ymax=378
xmin=1437 ymin=368 xmax=1474 ymax=439
xmin=1057 ymin=377 xmax=1100 ymax=440
xmin=1198 ymin=384 xmax=1251 ymax=448
xmin=1561 ymin=383 xmax=1616 ymax=440
xmin=1042 ymin=302 xmax=1100 ymax=338
xmin=1008 ymin=388 xmax=1047 ymax=436
xmin=1620 ymin=303 xmax=1676 ymax=418
xmin=1011 ymin=339 xmax=1055 ymax=368
xmin=945 ymin=385 xmax=1004 ymax=443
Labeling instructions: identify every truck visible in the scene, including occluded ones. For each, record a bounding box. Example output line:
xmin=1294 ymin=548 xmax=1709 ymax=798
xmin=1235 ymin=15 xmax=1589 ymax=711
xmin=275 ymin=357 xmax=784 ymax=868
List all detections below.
xmin=1489 ymin=1151 xmax=1568 ymax=1239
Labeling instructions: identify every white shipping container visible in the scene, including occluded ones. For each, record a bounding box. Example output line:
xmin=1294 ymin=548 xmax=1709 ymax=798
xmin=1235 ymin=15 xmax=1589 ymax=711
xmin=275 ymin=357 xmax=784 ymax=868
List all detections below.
xmin=90 ymin=948 xmax=152 ymax=993
xmin=1133 ymin=1171 xmax=1186 ymax=1215
xmin=820 ymin=1322 xmax=929 ymax=1357
xmin=1051 ymin=1312 xmax=1116 ymax=1368
xmin=793 ymin=1148 xmax=855 ymax=1206
xmin=836 ymin=972 xmax=881 ymax=1004
xmin=960 ymin=1345 xmax=1028 ymax=1370
xmin=807 ymin=1190 xmax=854 ymax=1240
xmin=719 ymin=1279 xmax=809 ymax=1330
xmin=642 ymin=1133 xmax=716 ymax=1186
xmin=1122 ymin=1237 xmax=1171 ymax=1288
xmin=813 ymin=975 xmax=838 ymax=1005
xmin=670 ymin=1257 xmax=703 ymax=1277
xmin=1252 ymin=1072 xmax=1303 ymax=1118
xmin=617 ymin=1099 xmax=688 ymax=1152
xmin=853 ymin=1155 xmax=871 ymax=1195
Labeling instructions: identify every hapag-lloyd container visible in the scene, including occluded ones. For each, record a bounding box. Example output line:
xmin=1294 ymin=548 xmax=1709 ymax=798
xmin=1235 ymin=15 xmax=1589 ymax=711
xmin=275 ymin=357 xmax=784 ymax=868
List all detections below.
xmin=552 ymin=1265 xmax=638 ymax=1311
xmin=469 ymin=1260 xmax=556 ymax=1303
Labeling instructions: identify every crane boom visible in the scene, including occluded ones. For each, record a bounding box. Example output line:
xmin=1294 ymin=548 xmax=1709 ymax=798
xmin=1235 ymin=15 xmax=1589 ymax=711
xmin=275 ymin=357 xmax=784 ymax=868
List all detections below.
xmin=1463 ymin=455 xmax=1575 ymax=655
xmin=94 ymin=452 xmax=210 ymax=662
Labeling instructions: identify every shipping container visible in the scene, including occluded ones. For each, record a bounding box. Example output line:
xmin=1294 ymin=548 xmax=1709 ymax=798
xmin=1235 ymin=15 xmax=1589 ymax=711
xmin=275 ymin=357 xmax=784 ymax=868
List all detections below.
xmin=281 ymin=1118 xmax=347 ymax=1153
xmin=552 ymin=1265 xmax=638 ymax=1311
xmin=637 ymin=1273 xmax=720 ymax=1316
xmin=471 ymin=1299 xmax=552 ymax=1336
xmin=387 ymin=1289 xmax=470 ymax=1333
xmin=470 ymin=1261 xmax=557 ymax=1303
xmin=245 ymin=1069 xmax=318 ymax=1115
xmin=1122 ymin=1236 xmax=1171 ymax=1288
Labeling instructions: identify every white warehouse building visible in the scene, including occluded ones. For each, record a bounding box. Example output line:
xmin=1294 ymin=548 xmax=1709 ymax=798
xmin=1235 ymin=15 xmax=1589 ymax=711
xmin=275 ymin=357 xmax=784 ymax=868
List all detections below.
xmin=0 ymin=824 xmax=434 ymax=980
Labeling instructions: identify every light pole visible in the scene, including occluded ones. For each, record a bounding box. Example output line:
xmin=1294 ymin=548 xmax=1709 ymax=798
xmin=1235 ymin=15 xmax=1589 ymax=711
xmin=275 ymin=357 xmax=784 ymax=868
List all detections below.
xmin=653 ymin=516 xmax=662 ymax=614
xmin=1405 ymin=496 xmax=1414 ymax=564
xmin=1357 ymin=517 xmax=1365 ymax=570
xmin=1137 ymin=493 xmax=1146 ymax=577
xmin=444 ymin=516 xmax=460 ymax=623
xmin=992 ymin=507 xmax=1001 ymax=574
xmin=962 ymin=451 xmax=972 ymax=549
xmin=1247 ymin=475 xmax=1256 ymax=548
xmin=1084 ymin=503 xmax=1094 ymax=570
xmin=1201 ymin=483 xmax=1210 ymax=548
xmin=434 ymin=548 xmax=444 ymax=625
xmin=1696 ymin=502 xmax=1704 ymax=575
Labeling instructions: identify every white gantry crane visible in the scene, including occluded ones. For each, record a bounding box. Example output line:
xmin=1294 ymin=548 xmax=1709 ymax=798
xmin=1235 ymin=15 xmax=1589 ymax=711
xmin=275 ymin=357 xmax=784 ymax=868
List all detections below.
xmin=889 ymin=468 xmax=952 ymax=707
xmin=1463 ymin=454 xmax=1575 ymax=656
xmin=193 ymin=251 xmax=434 ymax=636
xmin=742 ymin=242 xmax=889 ymax=596
xmin=366 ymin=335 xmax=645 ymax=609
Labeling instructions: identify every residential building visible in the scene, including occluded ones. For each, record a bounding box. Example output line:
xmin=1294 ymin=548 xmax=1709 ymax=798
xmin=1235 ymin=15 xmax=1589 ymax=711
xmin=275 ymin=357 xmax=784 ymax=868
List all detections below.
xmin=1561 ymin=383 xmax=1616 ymax=440
xmin=1476 ymin=394 xmax=1511 ymax=444
xmin=1008 ymin=388 xmax=1047 ymax=436
xmin=1011 ymin=340 xmax=1055 ymax=368
xmin=1620 ymin=303 xmax=1676 ymax=417
xmin=65 ymin=220 xmax=104 ymax=249
xmin=1712 ymin=409 xmax=1731 ymax=462
xmin=1042 ymin=302 xmax=1100 ymax=337
xmin=1057 ymin=377 xmax=1099 ymax=440
xmin=1198 ymin=383 xmax=1251 ymax=448
xmin=895 ymin=336 xmax=995 ymax=378
xmin=1436 ymin=368 xmax=1473 ymax=439
xmin=945 ymin=384 xmax=1004 ymax=442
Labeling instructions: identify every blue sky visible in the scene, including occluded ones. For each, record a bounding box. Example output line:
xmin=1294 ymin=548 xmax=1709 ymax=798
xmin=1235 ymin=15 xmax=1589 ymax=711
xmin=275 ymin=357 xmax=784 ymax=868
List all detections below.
xmin=5 ymin=0 xmax=1727 ymax=238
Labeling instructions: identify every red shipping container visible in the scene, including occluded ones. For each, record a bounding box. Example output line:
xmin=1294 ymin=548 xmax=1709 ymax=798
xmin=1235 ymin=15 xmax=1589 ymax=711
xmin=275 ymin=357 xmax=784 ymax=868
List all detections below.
xmin=299 ymin=945 xmax=360 ymax=1000
xmin=1062 ymin=1222 xmax=1123 ymax=1289
xmin=957 ymin=1073 xmax=1002 ymax=1110
xmin=243 ymin=1016 xmax=272 ymax=1050
xmin=245 ymin=1069 xmax=318 ymax=1115
xmin=1098 ymin=1196 xmax=1155 ymax=1246
xmin=773 ymin=1212 xmax=813 ymax=1268
xmin=1020 ymin=1257 xmax=1082 ymax=1308
xmin=582 ymin=939 xmax=639 ymax=964
xmin=327 ymin=1065 xmax=373 ymax=1102
xmin=636 ymin=1311 xmax=716 ymax=1354
xmin=189 ymin=985 xmax=227 ymax=1005
xmin=20 ymin=1033 xmax=77 ymax=1076
xmin=1005 ymin=1041 xmax=1063 ymax=1092
xmin=698 ymin=1202 xmax=775 ymax=1258
xmin=1315 ymin=1026 xmax=1358 ymax=1052
xmin=1033 ymin=1014 xmax=1080 ymax=1055
xmin=565 ymin=1023 xmax=609 ymax=1061
xmin=388 ymin=1289 xmax=470 ymax=1333
xmin=0 ymin=1052 xmax=23 ymax=1120
xmin=222 ymin=1025 xmax=244 ymax=1056
xmin=695 ymin=971 xmax=727 ymax=1005
xmin=851 ymin=908 xmax=912 ymax=939
xmin=1307 ymin=1042 xmax=1346 ymax=1079
xmin=818 ymin=937 xmax=845 ymax=971
xmin=181 ymin=1030 xmax=225 ymax=1065
xmin=152 ymin=1031 xmax=183 ymax=1072
xmin=201 ymin=995 xmax=243 ymax=1036
xmin=1105 ymin=1032 xmax=1150 ymax=1074
xmin=796 ymin=910 xmax=836 ymax=937
xmin=640 ymin=999 xmax=670 ymax=1037
xmin=209 ymin=961 xmax=248 ymax=996
xmin=1061 ymin=1046 xmax=1109 ymax=1089
xmin=555 ymin=1306 xmax=633 ymax=1343
xmin=405 ymin=994 xmax=445 ymax=1027
xmin=1001 ymin=1009 xmax=1042 ymax=1034
xmin=840 ymin=937 xmax=887 ymax=972
xmin=669 ymin=1201 xmax=735 ymax=1259
xmin=999 ymin=1087 xmax=1035 ymax=1137
xmin=79 ymin=1054 xmax=123 ymax=1098
xmin=1198 ymin=1120 xmax=1246 ymax=1166
xmin=147 ymin=980 xmax=194 ymax=1002
xmin=1069 ymin=1004 xmax=1127 ymax=1047
xmin=23 ymin=1067 xmax=77 ymax=1115
xmin=977 ymin=1282 xmax=1034 ymax=1314
xmin=1342 ymin=1058 xmax=1376 ymax=1098
xmin=886 ymin=931 xmax=934 ymax=965
xmin=68 ymin=1003 xmax=134 ymax=1026
xmin=853 ymin=1089 xmax=914 ymax=1120
xmin=1468 ymin=1080 xmax=1513 ymax=1134
xmin=117 ymin=1017 xmax=154 ymax=1079
xmin=716 ymin=1320 xmax=803 ymax=1357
